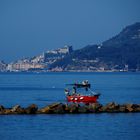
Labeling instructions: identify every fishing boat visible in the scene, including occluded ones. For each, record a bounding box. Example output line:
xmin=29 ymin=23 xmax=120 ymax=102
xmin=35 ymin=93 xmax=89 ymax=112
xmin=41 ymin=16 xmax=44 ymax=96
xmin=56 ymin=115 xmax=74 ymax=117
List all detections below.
xmin=64 ymin=80 xmax=100 ymax=103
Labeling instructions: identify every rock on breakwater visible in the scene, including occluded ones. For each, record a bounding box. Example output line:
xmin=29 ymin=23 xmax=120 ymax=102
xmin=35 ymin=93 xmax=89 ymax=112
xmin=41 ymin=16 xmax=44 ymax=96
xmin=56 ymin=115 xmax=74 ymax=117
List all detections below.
xmin=0 ymin=102 xmax=140 ymax=115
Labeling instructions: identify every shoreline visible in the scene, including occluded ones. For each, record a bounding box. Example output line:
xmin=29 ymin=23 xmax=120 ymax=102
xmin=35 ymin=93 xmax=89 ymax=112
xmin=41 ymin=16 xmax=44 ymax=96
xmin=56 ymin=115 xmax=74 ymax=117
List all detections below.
xmin=0 ymin=71 xmax=140 ymax=74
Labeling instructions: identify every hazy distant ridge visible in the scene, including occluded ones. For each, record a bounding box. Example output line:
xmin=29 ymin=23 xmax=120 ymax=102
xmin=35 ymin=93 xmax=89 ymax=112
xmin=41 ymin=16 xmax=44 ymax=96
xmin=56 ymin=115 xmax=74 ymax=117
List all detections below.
xmin=50 ymin=22 xmax=140 ymax=71
xmin=0 ymin=22 xmax=140 ymax=72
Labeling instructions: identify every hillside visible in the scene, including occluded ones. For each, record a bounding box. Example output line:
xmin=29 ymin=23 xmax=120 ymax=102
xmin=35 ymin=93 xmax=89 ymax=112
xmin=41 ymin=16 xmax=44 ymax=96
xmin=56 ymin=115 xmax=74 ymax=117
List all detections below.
xmin=50 ymin=22 xmax=140 ymax=71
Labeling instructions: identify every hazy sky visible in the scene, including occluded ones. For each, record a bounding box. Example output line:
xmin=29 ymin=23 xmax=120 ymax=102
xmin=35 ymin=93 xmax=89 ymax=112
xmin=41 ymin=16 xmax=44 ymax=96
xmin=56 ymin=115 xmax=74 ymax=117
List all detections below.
xmin=0 ymin=0 xmax=140 ymax=62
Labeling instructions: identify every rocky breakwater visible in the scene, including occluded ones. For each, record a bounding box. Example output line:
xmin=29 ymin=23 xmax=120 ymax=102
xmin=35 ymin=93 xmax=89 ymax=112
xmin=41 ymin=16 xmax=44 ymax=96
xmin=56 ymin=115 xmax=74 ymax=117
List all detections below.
xmin=0 ymin=102 xmax=140 ymax=115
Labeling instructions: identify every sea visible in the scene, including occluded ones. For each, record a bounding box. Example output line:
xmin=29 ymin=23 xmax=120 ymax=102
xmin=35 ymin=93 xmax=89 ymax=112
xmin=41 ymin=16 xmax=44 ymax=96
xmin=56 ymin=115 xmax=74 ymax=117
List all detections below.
xmin=0 ymin=72 xmax=140 ymax=140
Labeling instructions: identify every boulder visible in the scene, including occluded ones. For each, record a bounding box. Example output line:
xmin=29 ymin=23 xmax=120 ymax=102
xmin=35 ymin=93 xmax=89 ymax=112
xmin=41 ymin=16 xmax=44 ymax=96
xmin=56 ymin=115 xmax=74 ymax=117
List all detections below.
xmin=25 ymin=104 xmax=38 ymax=114
xmin=103 ymin=102 xmax=120 ymax=112
xmin=133 ymin=104 xmax=140 ymax=112
xmin=0 ymin=105 xmax=5 ymax=114
xmin=39 ymin=103 xmax=64 ymax=114
xmin=11 ymin=105 xmax=20 ymax=112
xmin=119 ymin=105 xmax=127 ymax=112
xmin=125 ymin=104 xmax=134 ymax=112
xmin=121 ymin=103 xmax=140 ymax=112
xmin=39 ymin=106 xmax=50 ymax=114
xmin=52 ymin=103 xmax=66 ymax=114
xmin=88 ymin=103 xmax=102 ymax=112
xmin=4 ymin=109 xmax=12 ymax=115
xmin=65 ymin=103 xmax=79 ymax=113
xmin=0 ymin=106 xmax=12 ymax=114
xmin=0 ymin=105 xmax=5 ymax=111
xmin=78 ymin=105 xmax=89 ymax=113
xmin=48 ymin=103 xmax=62 ymax=109
xmin=125 ymin=104 xmax=140 ymax=112
xmin=11 ymin=105 xmax=25 ymax=114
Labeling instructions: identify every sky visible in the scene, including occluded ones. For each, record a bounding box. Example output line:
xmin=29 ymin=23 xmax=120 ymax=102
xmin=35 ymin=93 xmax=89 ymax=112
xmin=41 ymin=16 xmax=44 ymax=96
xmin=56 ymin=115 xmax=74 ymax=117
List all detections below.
xmin=0 ymin=0 xmax=140 ymax=62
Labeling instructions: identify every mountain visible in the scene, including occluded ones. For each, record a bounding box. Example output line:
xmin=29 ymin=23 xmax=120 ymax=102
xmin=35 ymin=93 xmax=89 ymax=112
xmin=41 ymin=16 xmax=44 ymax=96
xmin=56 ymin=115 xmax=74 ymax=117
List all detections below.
xmin=49 ymin=22 xmax=140 ymax=71
xmin=1 ymin=22 xmax=140 ymax=72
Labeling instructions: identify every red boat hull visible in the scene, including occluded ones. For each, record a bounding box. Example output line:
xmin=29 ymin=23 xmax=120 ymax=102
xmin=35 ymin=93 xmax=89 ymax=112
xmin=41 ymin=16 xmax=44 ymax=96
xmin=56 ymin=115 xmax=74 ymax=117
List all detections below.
xmin=67 ymin=95 xmax=100 ymax=103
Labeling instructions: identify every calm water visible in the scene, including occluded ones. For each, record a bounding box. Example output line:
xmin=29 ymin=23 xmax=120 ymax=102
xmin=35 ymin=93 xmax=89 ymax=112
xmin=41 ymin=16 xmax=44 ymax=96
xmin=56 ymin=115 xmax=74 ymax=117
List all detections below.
xmin=0 ymin=72 xmax=140 ymax=140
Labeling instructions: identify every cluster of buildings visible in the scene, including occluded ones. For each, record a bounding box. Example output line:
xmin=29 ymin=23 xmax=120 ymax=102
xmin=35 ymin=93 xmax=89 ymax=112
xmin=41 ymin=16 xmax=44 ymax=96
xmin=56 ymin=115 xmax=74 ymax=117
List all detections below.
xmin=47 ymin=45 xmax=73 ymax=54
xmin=0 ymin=45 xmax=73 ymax=72
xmin=0 ymin=45 xmax=135 ymax=72
xmin=0 ymin=60 xmax=46 ymax=72
xmin=7 ymin=61 xmax=45 ymax=72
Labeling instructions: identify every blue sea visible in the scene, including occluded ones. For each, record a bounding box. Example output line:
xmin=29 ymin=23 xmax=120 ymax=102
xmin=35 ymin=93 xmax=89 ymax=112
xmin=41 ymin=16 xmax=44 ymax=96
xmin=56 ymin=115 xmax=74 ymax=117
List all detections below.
xmin=0 ymin=72 xmax=140 ymax=140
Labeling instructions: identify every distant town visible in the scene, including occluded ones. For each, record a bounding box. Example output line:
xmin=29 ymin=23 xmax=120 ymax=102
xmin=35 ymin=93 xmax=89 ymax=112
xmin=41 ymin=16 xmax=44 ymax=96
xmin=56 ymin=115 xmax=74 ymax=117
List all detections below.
xmin=0 ymin=22 xmax=140 ymax=72
xmin=0 ymin=45 xmax=132 ymax=72
xmin=0 ymin=45 xmax=74 ymax=72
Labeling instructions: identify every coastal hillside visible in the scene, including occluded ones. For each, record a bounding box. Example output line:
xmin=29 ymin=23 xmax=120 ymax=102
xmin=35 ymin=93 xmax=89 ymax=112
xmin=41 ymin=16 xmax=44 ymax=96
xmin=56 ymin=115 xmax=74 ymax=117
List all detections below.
xmin=50 ymin=22 xmax=140 ymax=71
xmin=0 ymin=22 xmax=140 ymax=72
